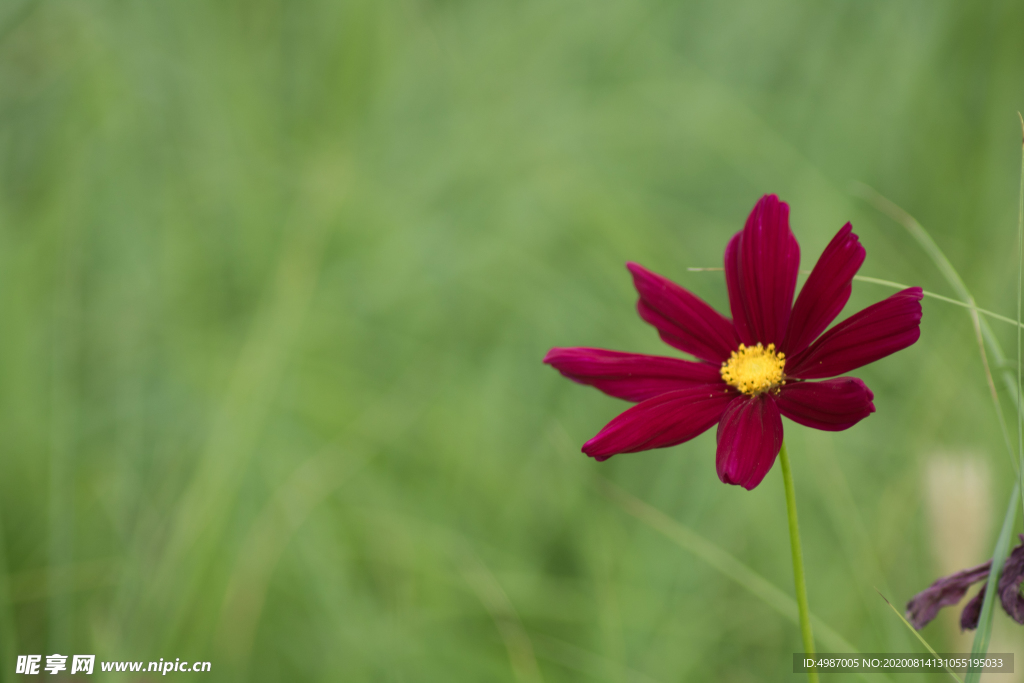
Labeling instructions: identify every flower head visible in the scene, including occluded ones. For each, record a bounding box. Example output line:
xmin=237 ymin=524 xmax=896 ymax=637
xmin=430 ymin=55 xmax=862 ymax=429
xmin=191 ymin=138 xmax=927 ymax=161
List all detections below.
xmin=544 ymin=194 xmax=923 ymax=490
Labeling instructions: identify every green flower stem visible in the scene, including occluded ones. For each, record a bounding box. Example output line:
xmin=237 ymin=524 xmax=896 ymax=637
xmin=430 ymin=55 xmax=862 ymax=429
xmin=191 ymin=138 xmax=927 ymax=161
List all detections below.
xmin=780 ymin=440 xmax=819 ymax=683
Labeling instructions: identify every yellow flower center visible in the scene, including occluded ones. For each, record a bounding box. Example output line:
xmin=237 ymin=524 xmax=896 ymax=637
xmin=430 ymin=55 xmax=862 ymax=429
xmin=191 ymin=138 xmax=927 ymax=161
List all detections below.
xmin=720 ymin=343 xmax=786 ymax=396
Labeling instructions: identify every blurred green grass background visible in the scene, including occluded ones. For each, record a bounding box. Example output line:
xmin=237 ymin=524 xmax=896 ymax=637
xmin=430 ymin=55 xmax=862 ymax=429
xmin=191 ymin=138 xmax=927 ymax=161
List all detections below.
xmin=0 ymin=0 xmax=1022 ymax=680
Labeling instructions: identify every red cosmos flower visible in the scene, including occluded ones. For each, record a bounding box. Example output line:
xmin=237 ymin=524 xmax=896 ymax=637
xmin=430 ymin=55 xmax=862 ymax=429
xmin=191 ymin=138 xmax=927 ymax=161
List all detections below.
xmin=545 ymin=194 xmax=923 ymax=490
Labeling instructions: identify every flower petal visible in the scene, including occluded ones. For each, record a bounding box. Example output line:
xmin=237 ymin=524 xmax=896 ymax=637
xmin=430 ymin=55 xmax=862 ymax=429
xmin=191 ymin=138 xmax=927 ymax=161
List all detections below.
xmin=903 ymin=561 xmax=991 ymax=630
xmin=544 ymin=347 xmax=722 ymax=402
xmin=724 ymin=194 xmax=801 ymax=347
xmin=715 ymin=394 xmax=783 ymax=490
xmin=782 ymin=223 xmax=865 ymax=356
xmin=785 ymin=287 xmax=923 ymax=380
xmin=582 ymin=385 xmax=734 ymax=461
xmin=628 ymin=262 xmax=739 ymax=363
xmin=775 ymin=377 xmax=875 ymax=432
xmin=997 ymin=534 xmax=1024 ymax=625
xmin=960 ymin=587 xmax=985 ymax=631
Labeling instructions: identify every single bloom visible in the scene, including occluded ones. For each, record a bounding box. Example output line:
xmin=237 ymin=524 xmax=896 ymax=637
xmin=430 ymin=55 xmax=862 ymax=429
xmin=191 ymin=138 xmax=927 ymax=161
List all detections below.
xmin=905 ymin=534 xmax=1024 ymax=631
xmin=544 ymin=194 xmax=923 ymax=490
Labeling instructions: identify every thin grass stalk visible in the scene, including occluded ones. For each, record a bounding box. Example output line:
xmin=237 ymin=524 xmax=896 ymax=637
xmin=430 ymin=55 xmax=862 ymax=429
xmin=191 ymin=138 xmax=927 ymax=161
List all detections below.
xmin=598 ymin=479 xmax=901 ymax=679
xmin=877 ymin=591 xmax=963 ymax=683
xmin=849 ymin=184 xmax=1017 ymax=475
xmin=968 ymin=115 xmax=1024 ymax=683
xmin=853 ymin=182 xmax=1024 ymax=680
xmin=966 ymin=483 xmax=1020 ymax=682
xmin=596 ymin=478 xmax=894 ymax=683
xmin=688 ymin=267 xmax=1024 ymax=336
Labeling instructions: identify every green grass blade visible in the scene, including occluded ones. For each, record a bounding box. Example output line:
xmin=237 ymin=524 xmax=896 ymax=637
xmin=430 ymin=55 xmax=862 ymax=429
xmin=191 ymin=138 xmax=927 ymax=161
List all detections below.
xmin=688 ymin=267 xmax=1024 ymax=332
xmin=853 ymin=276 xmax=1019 ymax=328
xmin=971 ymin=123 xmax=1024 ymax=681
xmin=853 ymin=182 xmax=1024 ymax=678
xmin=460 ymin=552 xmax=545 ymax=683
xmin=849 ymin=183 xmax=974 ymax=300
xmin=853 ymin=185 xmax=1022 ymax=478
xmin=596 ymin=478 xmax=894 ymax=683
xmin=530 ymin=635 xmax=666 ymax=683
xmin=857 ymin=186 xmax=1019 ymax=475
xmin=876 ymin=590 xmax=962 ymax=683
xmin=966 ymin=483 xmax=1020 ymax=683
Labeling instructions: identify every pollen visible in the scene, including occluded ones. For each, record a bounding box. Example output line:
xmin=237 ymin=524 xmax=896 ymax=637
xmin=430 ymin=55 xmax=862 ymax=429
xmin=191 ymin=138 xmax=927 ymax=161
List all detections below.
xmin=720 ymin=343 xmax=786 ymax=396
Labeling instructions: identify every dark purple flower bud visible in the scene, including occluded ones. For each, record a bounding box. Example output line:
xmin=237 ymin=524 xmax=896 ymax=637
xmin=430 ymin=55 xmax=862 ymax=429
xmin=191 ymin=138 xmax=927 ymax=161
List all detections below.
xmin=960 ymin=586 xmax=985 ymax=630
xmin=905 ymin=562 xmax=990 ymax=630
